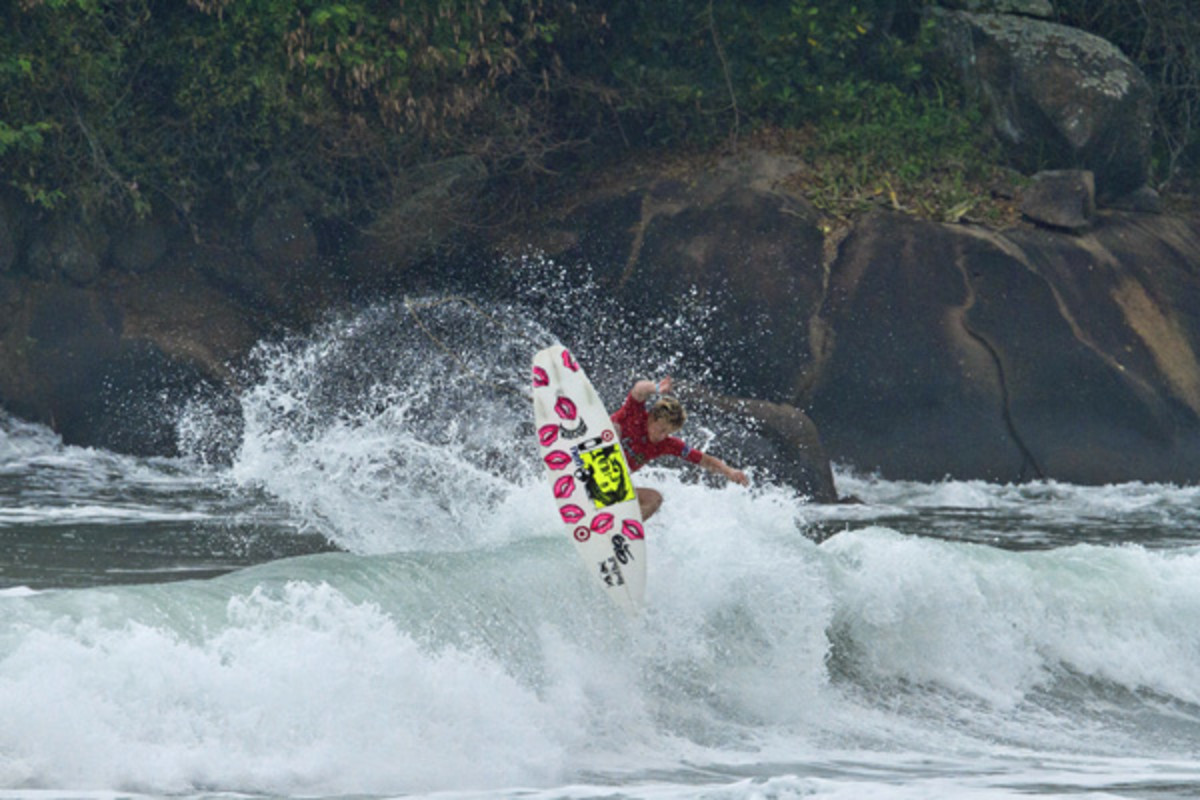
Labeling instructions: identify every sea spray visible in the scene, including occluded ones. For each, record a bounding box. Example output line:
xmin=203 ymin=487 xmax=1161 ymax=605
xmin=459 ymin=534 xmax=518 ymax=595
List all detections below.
xmin=187 ymin=265 xmax=743 ymax=556
xmin=3 ymin=451 xmax=1200 ymax=795
xmin=5 ymin=266 xmax=1200 ymax=796
xmin=821 ymin=527 xmax=1200 ymax=754
xmin=220 ymin=300 xmax=543 ymax=554
xmin=0 ymin=573 xmax=570 ymax=794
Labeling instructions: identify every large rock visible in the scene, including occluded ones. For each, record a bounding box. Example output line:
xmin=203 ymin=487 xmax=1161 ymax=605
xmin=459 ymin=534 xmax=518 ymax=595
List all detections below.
xmin=934 ymin=10 xmax=1154 ymax=200
xmin=499 ymin=151 xmax=840 ymax=495
xmin=679 ymin=383 xmax=838 ymax=502
xmin=808 ymin=211 xmax=1026 ymax=480
xmin=0 ymin=195 xmax=17 ymax=274
xmin=249 ymin=200 xmax=318 ymax=272
xmin=0 ymin=283 xmax=140 ymax=452
xmin=807 ymin=210 xmax=1200 ymax=483
xmin=513 ymin=151 xmax=827 ymax=401
xmin=4 ymin=141 xmax=1200 ymax=492
xmin=999 ymin=215 xmax=1200 ymax=480
xmin=26 ymin=215 xmax=109 ymax=284
xmin=0 ymin=268 xmax=261 ymax=456
xmin=1020 ymin=169 xmax=1096 ymax=231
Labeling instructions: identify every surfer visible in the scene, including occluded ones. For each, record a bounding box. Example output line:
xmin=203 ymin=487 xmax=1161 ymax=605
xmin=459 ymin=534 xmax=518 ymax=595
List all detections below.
xmin=611 ymin=376 xmax=748 ymax=520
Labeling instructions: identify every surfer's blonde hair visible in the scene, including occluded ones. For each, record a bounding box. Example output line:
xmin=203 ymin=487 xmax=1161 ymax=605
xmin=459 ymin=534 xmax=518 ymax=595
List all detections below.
xmin=650 ymin=396 xmax=686 ymax=430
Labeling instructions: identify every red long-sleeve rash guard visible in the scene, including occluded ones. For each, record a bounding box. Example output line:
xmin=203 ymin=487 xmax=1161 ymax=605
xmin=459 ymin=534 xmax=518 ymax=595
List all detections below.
xmin=610 ymin=393 xmax=705 ymax=472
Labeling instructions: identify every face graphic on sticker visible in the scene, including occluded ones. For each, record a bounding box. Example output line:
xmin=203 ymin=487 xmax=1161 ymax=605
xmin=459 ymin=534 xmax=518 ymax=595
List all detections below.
xmin=579 ymin=444 xmax=634 ymax=509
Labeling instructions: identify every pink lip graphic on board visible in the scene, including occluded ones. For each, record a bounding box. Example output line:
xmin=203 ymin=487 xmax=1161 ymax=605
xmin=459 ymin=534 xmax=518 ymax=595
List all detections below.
xmin=538 ymin=424 xmax=559 ymax=447
xmin=544 ymin=450 xmax=571 ymax=470
xmin=561 ymin=350 xmax=579 ymax=371
xmin=590 ymin=513 xmax=614 ymax=534
xmin=553 ymin=475 xmax=576 ymax=499
xmin=621 ymin=519 xmax=645 ymax=540
xmin=532 ymin=365 xmax=549 ymax=387
xmin=555 ymin=396 xmax=577 ymax=420
xmin=560 ymin=504 xmax=586 ymax=524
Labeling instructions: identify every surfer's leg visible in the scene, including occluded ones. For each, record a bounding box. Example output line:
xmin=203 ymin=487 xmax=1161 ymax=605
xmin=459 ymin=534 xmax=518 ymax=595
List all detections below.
xmin=637 ymin=487 xmax=662 ymax=520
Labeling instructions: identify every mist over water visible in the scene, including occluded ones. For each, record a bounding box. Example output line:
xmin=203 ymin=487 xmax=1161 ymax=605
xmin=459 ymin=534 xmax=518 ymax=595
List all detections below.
xmin=2 ymin=266 xmax=1200 ymax=798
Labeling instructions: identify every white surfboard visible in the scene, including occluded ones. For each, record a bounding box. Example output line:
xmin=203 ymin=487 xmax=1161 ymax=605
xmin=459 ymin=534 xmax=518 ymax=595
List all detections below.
xmin=532 ymin=345 xmax=646 ymax=614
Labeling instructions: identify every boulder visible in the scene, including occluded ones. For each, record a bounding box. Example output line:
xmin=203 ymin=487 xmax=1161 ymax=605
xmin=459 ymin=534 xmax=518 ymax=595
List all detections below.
xmin=26 ymin=215 xmax=109 ymax=284
xmin=634 ymin=186 xmax=825 ymax=399
xmin=111 ymin=216 xmax=171 ymax=273
xmin=0 ymin=283 xmax=124 ymax=447
xmin=513 ymin=151 xmax=827 ymax=402
xmin=0 ymin=265 xmax=262 ymax=456
xmin=807 ymin=210 xmax=1200 ymax=483
xmin=983 ymin=217 xmax=1200 ymax=482
xmin=934 ymin=10 xmax=1154 ymax=200
xmin=0 ymin=195 xmax=17 ymax=274
xmin=679 ymin=382 xmax=838 ymax=502
xmin=807 ymin=211 xmax=1027 ymax=481
xmin=941 ymin=0 xmax=1053 ymax=16
xmin=249 ymin=200 xmax=318 ymax=271
xmin=1020 ymin=169 xmax=1096 ymax=231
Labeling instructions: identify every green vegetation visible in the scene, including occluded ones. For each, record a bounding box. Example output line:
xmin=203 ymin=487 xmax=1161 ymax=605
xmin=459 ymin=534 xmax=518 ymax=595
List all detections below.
xmin=778 ymin=86 xmax=1018 ymax=226
xmin=0 ymin=0 xmax=1193 ymax=236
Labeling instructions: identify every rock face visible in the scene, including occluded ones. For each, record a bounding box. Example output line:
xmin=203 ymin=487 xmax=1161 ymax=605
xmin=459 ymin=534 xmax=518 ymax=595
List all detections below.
xmin=518 ymin=152 xmax=827 ymax=402
xmin=941 ymin=0 xmax=1053 ymax=16
xmin=679 ymin=383 xmax=838 ymax=503
xmin=1 ymin=5 xmax=1187 ymax=499
xmin=1020 ymin=170 xmax=1096 ymax=231
xmin=0 ymin=267 xmax=264 ymax=457
xmin=935 ymin=10 xmax=1155 ymax=200
xmin=4 ymin=142 xmax=1200 ymax=491
xmin=517 ymin=151 xmax=1200 ymax=485
xmin=0 ymin=196 xmax=18 ymax=274
xmin=812 ymin=210 xmax=1200 ymax=483
xmin=4 ymin=90 xmax=1200 ymax=501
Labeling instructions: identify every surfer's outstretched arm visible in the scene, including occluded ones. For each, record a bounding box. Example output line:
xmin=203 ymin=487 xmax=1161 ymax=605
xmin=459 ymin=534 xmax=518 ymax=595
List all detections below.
xmin=699 ymin=453 xmax=749 ymax=486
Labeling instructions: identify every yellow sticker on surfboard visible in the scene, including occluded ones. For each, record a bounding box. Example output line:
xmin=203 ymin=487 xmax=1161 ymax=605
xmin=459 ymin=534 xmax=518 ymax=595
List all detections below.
xmin=576 ymin=441 xmax=636 ymax=509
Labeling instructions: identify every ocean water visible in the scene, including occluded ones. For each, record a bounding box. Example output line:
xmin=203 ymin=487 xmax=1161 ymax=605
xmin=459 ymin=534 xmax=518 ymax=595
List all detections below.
xmin=2 ymin=293 xmax=1200 ymax=799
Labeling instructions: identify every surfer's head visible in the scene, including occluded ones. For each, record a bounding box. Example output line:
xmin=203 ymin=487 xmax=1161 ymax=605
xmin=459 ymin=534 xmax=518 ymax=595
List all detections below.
xmin=649 ymin=396 xmax=686 ymax=432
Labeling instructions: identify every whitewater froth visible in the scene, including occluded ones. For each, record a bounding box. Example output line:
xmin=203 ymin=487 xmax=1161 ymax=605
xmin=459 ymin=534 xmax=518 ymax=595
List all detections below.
xmin=5 ymin=275 xmax=1200 ymax=797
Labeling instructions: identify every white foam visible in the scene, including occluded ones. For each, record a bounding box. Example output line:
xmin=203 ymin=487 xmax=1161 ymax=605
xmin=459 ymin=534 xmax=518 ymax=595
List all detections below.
xmin=7 ymin=294 xmax=1200 ymax=798
xmin=0 ymin=580 xmax=571 ymax=795
xmin=0 ymin=504 xmax=210 ymax=526
xmin=822 ymin=528 xmax=1200 ymax=707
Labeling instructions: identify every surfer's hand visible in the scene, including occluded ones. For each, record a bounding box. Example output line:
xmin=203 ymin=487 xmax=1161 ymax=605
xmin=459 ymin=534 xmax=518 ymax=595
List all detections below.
xmin=727 ymin=467 xmax=749 ymax=486
xmin=657 ymin=376 xmax=673 ymax=394
xmin=631 ymin=379 xmax=658 ymax=401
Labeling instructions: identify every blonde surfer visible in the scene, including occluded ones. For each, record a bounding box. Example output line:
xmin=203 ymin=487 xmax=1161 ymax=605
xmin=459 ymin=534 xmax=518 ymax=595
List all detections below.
xmin=610 ymin=376 xmax=748 ymax=519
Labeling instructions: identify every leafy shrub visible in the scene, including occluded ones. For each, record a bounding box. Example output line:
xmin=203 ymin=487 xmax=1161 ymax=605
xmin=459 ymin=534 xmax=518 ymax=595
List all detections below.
xmin=0 ymin=0 xmax=1013 ymax=231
